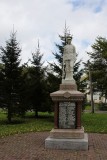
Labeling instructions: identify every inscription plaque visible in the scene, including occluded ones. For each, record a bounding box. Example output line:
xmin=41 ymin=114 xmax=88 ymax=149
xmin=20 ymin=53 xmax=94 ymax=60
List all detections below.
xmin=59 ymin=102 xmax=76 ymax=129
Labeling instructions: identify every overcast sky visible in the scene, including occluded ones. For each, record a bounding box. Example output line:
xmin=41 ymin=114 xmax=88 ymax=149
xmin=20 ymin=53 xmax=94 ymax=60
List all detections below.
xmin=0 ymin=0 xmax=107 ymax=66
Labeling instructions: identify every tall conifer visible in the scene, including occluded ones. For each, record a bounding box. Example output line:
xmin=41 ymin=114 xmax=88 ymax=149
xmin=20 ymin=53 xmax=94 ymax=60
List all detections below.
xmin=0 ymin=31 xmax=22 ymax=122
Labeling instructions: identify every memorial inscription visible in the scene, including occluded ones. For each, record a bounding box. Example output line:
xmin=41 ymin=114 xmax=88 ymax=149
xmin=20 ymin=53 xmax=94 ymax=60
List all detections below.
xmin=59 ymin=102 xmax=76 ymax=129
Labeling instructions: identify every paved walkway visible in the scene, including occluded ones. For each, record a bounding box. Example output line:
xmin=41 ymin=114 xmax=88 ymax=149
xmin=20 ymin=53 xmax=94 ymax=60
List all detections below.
xmin=0 ymin=132 xmax=107 ymax=160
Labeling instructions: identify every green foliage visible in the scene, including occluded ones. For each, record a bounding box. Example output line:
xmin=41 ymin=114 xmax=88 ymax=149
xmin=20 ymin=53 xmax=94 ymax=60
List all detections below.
xmin=0 ymin=31 xmax=22 ymax=123
xmin=89 ymin=37 xmax=107 ymax=60
xmin=98 ymin=103 xmax=107 ymax=111
xmin=87 ymin=36 xmax=107 ymax=97
xmin=85 ymin=105 xmax=91 ymax=110
xmin=73 ymin=60 xmax=86 ymax=91
xmin=47 ymin=72 xmax=61 ymax=92
xmin=0 ymin=63 xmax=5 ymax=108
xmin=31 ymin=49 xmax=50 ymax=117
xmin=21 ymin=47 xmax=51 ymax=117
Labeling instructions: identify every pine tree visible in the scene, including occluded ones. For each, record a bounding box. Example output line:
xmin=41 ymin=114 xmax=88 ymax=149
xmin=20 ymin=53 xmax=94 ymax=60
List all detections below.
xmin=87 ymin=36 xmax=107 ymax=100
xmin=26 ymin=42 xmax=48 ymax=117
xmin=0 ymin=31 xmax=22 ymax=123
xmin=0 ymin=63 xmax=5 ymax=108
xmin=49 ymin=24 xmax=68 ymax=80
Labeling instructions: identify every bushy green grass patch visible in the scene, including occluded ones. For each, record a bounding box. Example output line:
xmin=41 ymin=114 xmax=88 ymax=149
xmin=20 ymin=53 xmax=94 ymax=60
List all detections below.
xmin=85 ymin=105 xmax=91 ymax=110
xmin=82 ymin=113 xmax=107 ymax=133
xmin=0 ymin=111 xmax=54 ymax=137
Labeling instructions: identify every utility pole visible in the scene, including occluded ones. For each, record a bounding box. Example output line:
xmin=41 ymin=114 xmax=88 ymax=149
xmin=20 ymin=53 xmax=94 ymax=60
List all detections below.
xmin=88 ymin=61 xmax=94 ymax=113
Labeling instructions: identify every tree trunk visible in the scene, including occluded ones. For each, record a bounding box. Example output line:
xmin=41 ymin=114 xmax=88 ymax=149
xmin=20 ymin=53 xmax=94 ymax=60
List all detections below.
xmin=88 ymin=61 xmax=94 ymax=113
xmin=105 ymin=95 xmax=107 ymax=103
xmin=35 ymin=109 xmax=38 ymax=118
xmin=8 ymin=107 xmax=12 ymax=123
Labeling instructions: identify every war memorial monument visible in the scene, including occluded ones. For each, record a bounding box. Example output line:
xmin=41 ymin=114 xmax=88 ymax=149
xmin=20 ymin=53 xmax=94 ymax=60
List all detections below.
xmin=45 ymin=34 xmax=88 ymax=150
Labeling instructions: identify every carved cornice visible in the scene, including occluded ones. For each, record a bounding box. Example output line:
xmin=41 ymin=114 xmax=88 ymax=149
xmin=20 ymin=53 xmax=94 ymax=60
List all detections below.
xmin=51 ymin=96 xmax=83 ymax=102
xmin=50 ymin=90 xmax=84 ymax=101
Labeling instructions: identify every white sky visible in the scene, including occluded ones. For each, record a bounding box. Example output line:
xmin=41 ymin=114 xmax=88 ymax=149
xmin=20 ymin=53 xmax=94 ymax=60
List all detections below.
xmin=0 ymin=0 xmax=107 ymax=66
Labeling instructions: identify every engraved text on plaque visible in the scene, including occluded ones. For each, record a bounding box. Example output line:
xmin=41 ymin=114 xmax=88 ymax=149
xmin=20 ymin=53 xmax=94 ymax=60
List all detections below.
xmin=59 ymin=102 xmax=76 ymax=129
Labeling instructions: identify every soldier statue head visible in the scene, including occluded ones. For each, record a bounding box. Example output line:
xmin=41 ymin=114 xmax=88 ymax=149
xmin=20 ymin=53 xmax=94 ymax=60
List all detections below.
xmin=66 ymin=36 xmax=72 ymax=45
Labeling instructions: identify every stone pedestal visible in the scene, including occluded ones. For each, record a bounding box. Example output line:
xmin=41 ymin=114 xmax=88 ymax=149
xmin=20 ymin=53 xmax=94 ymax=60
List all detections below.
xmin=45 ymin=134 xmax=88 ymax=150
xmin=45 ymin=83 xmax=88 ymax=150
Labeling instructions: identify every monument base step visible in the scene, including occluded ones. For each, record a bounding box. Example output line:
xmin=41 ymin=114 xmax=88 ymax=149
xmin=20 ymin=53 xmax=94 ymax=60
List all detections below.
xmin=50 ymin=127 xmax=84 ymax=139
xmin=45 ymin=133 xmax=88 ymax=150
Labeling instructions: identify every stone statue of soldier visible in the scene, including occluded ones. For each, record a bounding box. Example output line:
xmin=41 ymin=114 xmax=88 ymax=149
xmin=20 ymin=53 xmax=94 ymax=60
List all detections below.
xmin=62 ymin=36 xmax=76 ymax=84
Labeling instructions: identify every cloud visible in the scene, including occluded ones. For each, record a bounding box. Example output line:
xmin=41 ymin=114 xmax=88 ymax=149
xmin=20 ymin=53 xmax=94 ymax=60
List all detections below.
xmin=0 ymin=0 xmax=107 ymax=66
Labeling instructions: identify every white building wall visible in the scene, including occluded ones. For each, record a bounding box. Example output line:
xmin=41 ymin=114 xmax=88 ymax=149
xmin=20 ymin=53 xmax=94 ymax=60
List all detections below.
xmin=87 ymin=92 xmax=106 ymax=103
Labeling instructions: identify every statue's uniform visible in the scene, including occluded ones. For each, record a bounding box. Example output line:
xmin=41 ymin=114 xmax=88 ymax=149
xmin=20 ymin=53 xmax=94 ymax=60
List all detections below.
xmin=62 ymin=44 xmax=76 ymax=80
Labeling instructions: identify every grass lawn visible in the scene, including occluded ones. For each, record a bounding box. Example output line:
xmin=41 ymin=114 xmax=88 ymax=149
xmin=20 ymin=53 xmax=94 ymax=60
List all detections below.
xmin=82 ymin=113 xmax=107 ymax=133
xmin=0 ymin=110 xmax=107 ymax=137
xmin=85 ymin=104 xmax=99 ymax=111
xmin=85 ymin=105 xmax=91 ymax=110
xmin=0 ymin=111 xmax=54 ymax=137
